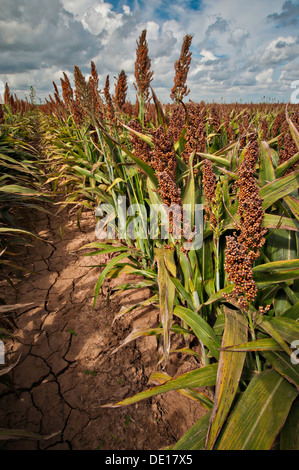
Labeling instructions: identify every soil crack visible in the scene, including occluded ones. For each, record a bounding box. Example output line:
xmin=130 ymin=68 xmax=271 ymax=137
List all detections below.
xmin=0 ymin=206 xmax=207 ymax=450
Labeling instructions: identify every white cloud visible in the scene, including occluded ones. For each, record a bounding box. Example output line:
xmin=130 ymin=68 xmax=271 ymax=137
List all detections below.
xmin=260 ymin=36 xmax=299 ymax=65
xmin=84 ymin=5 xmax=125 ymax=38
xmin=0 ymin=0 xmax=298 ymax=103
xmin=200 ymin=50 xmax=218 ymax=62
xmin=256 ymin=68 xmax=274 ymax=85
xmin=61 ymin=0 xmax=101 ymax=21
xmin=228 ymin=28 xmax=249 ymax=47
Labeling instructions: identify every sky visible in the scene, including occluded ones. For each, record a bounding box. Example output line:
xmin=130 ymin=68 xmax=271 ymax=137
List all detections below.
xmin=0 ymin=0 xmax=299 ymax=103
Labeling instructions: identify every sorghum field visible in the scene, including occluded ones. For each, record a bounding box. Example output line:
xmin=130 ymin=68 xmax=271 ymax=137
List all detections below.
xmin=0 ymin=31 xmax=299 ymax=450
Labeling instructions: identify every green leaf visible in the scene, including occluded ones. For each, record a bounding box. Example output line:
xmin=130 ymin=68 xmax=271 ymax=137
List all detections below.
xmin=80 ymin=242 xmax=139 ymax=256
xmin=257 ymin=318 xmax=293 ymax=357
xmin=110 ymin=327 xmax=163 ymax=355
xmin=0 ymin=184 xmax=43 ymax=196
xmin=170 ymin=277 xmax=195 ymax=310
xmin=260 ymin=171 xmax=299 ymax=210
xmin=106 ymin=178 xmax=125 ymax=192
xmin=259 ymin=316 xmax=299 ymax=345
xmin=173 ymin=305 xmax=221 ymax=360
xmin=122 ymin=122 xmax=154 ymax=148
xmin=108 ymin=264 xmax=157 ymax=280
xmin=155 ymin=246 xmax=176 ymax=364
xmin=102 ymin=363 xmax=218 ymax=408
xmin=213 ymin=314 xmax=225 ymax=336
xmin=118 ymin=143 xmax=158 ymax=187
xmin=149 ymin=371 xmax=213 ymax=409
xmin=217 ymin=369 xmax=298 ymax=450
xmin=259 ymin=141 xmax=275 ymax=184
xmin=196 ymin=152 xmax=230 ymax=168
xmin=263 ymin=214 xmax=298 ymax=231
xmin=93 ymin=252 xmax=129 ymax=307
xmin=275 ymin=152 xmax=299 ymax=178
xmin=222 ymin=338 xmax=283 ymax=352
xmin=150 ymin=86 xmax=167 ymax=128
xmin=112 ymin=294 xmax=158 ymax=324
xmin=147 ymin=177 xmax=162 ymax=207
xmin=172 ymin=411 xmax=212 ymax=450
xmin=280 ymin=396 xmax=299 ymax=450
xmin=286 ymin=106 xmax=299 ymax=151
xmin=0 ymin=227 xmax=41 ymax=239
xmin=201 ymin=237 xmax=216 ymax=298
xmin=253 ymin=258 xmax=299 ymax=287
xmin=274 ymin=289 xmax=293 ymax=316
xmin=284 ymin=195 xmax=299 ymax=222
xmin=181 ymin=151 xmax=195 ymax=208
xmin=265 ymin=226 xmax=297 ymax=265
xmin=262 ymin=351 xmax=299 ymax=391
xmin=205 ymin=307 xmax=248 ymax=449
xmin=254 ymin=259 xmax=299 ymax=273
xmin=204 ymin=285 xmax=234 ymax=306
xmin=282 ymin=301 xmax=299 ymax=320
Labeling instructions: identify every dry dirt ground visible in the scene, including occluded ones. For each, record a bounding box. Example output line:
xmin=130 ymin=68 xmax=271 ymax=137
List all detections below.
xmin=0 ymin=205 xmax=207 ymax=450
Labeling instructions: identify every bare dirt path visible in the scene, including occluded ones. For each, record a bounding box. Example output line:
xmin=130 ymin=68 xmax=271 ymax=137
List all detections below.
xmin=0 ymin=205 xmax=206 ymax=450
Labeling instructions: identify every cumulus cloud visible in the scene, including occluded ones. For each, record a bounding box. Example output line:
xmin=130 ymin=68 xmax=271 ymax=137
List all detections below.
xmin=259 ymin=36 xmax=299 ymax=65
xmin=228 ymin=28 xmax=249 ymax=47
xmin=232 ymin=72 xmax=257 ymax=87
xmin=0 ymin=0 xmax=298 ymax=102
xmin=267 ymin=1 xmax=299 ymax=26
xmin=206 ymin=16 xmax=229 ymax=36
xmin=0 ymin=0 xmax=99 ymax=72
xmin=256 ymin=68 xmax=274 ymax=85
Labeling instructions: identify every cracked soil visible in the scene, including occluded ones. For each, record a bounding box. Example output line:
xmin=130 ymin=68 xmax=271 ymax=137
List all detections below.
xmin=0 ymin=205 xmax=207 ymax=450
